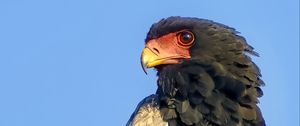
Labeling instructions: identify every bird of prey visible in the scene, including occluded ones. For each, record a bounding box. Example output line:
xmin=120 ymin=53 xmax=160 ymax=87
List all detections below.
xmin=127 ymin=16 xmax=265 ymax=126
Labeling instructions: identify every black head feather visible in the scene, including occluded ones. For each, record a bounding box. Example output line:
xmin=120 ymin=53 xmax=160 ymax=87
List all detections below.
xmin=145 ymin=16 xmax=236 ymax=42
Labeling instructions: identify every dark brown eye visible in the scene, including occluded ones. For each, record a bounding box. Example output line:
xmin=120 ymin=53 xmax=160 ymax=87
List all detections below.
xmin=177 ymin=31 xmax=195 ymax=47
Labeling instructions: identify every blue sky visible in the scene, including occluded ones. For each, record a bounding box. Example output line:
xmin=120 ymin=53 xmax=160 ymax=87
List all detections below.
xmin=0 ymin=0 xmax=298 ymax=126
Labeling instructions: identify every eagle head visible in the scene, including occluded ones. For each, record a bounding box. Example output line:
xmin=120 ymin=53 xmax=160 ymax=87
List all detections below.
xmin=141 ymin=16 xmax=258 ymax=74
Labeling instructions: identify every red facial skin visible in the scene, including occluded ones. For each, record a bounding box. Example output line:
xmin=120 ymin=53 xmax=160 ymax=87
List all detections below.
xmin=141 ymin=30 xmax=195 ymax=74
xmin=145 ymin=30 xmax=193 ymax=65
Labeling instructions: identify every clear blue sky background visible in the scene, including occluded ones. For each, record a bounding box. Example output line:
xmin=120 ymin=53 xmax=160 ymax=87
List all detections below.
xmin=0 ymin=0 xmax=298 ymax=126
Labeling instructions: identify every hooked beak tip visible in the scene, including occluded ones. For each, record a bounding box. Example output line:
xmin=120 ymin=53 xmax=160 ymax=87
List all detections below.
xmin=142 ymin=63 xmax=148 ymax=75
xmin=141 ymin=55 xmax=148 ymax=75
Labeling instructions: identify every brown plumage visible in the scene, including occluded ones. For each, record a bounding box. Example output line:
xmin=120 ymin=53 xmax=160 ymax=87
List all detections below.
xmin=128 ymin=16 xmax=265 ymax=126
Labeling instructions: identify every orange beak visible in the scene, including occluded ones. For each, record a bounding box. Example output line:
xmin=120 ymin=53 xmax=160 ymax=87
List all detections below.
xmin=140 ymin=39 xmax=191 ymax=74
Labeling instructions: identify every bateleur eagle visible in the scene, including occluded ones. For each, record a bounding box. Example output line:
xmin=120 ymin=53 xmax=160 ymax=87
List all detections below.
xmin=127 ymin=16 xmax=265 ymax=126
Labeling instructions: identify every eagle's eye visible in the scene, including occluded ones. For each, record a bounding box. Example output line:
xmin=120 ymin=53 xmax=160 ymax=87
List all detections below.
xmin=177 ymin=30 xmax=195 ymax=47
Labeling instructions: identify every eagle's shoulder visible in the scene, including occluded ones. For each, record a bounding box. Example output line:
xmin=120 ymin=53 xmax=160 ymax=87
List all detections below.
xmin=127 ymin=94 xmax=168 ymax=126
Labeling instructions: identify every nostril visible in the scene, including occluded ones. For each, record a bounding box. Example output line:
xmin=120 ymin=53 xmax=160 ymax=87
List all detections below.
xmin=153 ymin=48 xmax=160 ymax=54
